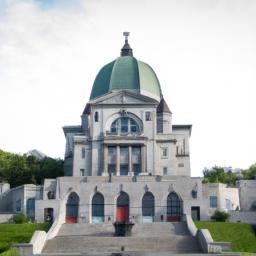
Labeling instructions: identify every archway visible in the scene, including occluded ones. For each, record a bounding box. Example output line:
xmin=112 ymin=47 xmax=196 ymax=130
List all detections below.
xmin=116 ymin=192 xmax=129 ymax=223
xmin=92 ymin=193 xmax=104 ymax=223
xmin=142 ymin=192 xmax=155 ymax=222
xmin=66 ymin=192 xmax=79 ymax=223
xmin=167 ymin=192 xmax=183 ymax=222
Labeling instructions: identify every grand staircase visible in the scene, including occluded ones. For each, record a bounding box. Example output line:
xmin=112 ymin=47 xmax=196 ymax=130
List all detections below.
xmin=39 ymin=222 xmax=202 ymax=256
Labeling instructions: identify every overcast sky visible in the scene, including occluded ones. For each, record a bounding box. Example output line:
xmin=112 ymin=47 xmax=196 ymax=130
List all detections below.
xmin=0 ymin=0 xmax=255 ymax=176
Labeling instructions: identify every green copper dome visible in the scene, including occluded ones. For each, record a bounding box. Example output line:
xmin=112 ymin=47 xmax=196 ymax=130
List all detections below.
xmin=90 ymin=36 xmax=162 ymax=101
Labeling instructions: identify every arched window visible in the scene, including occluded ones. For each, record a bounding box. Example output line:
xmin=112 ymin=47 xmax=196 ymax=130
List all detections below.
xmin=94 ymin=111 xmax=99 ymax=122
xmin=110 ymin=117 xmax=140 ymax=134
xmin=142 ymin=192 xmax=155 ymax=222
xmin=92 ymin=193 xmax=104 ymax=223
xmin=167 ymin=192 xmax=183 ymax=222
xmin=66 ymin=192 xmax=79 ymax=223
xmin=116 ymin=192 xmax=129 ymax=223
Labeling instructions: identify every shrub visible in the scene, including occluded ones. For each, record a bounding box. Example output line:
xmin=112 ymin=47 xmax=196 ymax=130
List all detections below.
xmin=13 ymin=213 xmax=29 ymax=224
xmin=212 ymin=210 xmax=230 ymax=222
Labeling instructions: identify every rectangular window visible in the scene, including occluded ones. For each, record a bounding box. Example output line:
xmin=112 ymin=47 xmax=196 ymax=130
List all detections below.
xmin=16 ymin=200 xmax=21 ymax=212
xmin=162 ymin=147 xmax=168 ymax=158
xmin=132 ymin=146 xmax=141 ymax=163
xmin=82 ymin=148 xmax=85 ymax=159
xmin=210 ymin=196 xmax=217 ymax=208
xmin=225 ymin=199 xmax=232 ymax=210
xmin=120 ymin=147 xmax=128 ymax=164
xmin=133 ymin=164 xmax=141 ymax=176
xmin=163 ymin=167 xmax=168 ymax=175
xmin=145 ymin=111 xmax=152 ymax=121
xmin=80 ymin=169 xmax=85 ymax=176
xmin=108 ymin=146 xmax=116 ymax=164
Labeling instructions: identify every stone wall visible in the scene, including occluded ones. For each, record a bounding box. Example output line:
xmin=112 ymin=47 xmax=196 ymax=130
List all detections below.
xmin=34 ymin=175 xmax=206 ymax=223
xmin=228 ymin=210 xmax=256 ymax=224
xmin=0 ymin=213 xmax=14 ymax=223
xmin=238 ymin=180 xmax=256 ymax=211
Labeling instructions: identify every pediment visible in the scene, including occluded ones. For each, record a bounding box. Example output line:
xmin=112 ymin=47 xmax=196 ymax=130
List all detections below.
xmin=89 ymin=90 xmax=159 ymax=105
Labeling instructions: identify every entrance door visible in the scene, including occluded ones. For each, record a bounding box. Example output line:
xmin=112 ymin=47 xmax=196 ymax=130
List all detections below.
xmin=44 ymin=208 xmax=54 ymax=223
xmin=120 ymin=165 xmax=128 ymax=176
xmin=191 ymin=206 xmax=200 ymax=221
xmin=142 ymin=192 xmax=155 ymax=222
xmin=167 ymin=192 xmax=183 ymax=222
xmin=117 ymin=206 xmax=129 ymax=222
xmin=66 ymin=192 xmax=79 ymax=223
xmin=116 ymin=192 xmax=129 ymax=222
xmin=92 ymin=193 xmax=104 ymax=223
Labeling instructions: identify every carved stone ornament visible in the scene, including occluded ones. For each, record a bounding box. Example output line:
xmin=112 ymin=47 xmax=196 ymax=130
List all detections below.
xmin=191 ymin=190 xmax=197 ymax=199
xmin=120 ymin=109 xmax=127 ymax=117
xmin=168 ymin=184 xmax=174 ymax=193
xmin=144 ymin=184 xmax=149 ymax=192
xmin=119 ymin=184 xmax=123 ymax=192
xmin=94 ymin=186 xmax=98 ymax=193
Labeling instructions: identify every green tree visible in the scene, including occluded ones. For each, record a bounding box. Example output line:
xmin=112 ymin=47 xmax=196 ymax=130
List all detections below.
xmin=203 ymin=166 xmax=239 ymax=185
xmin=242 ymin=164 xmax=256 ymax=180
xmin=0 ymin=149 xmax=63 ymax=187
xmin=35 ymin=157 xmax=63 ymax=184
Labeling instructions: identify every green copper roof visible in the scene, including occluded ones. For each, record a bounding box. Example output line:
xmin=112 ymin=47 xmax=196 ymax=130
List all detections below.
xmin=90 ymin=56 xmax=162 ymax=101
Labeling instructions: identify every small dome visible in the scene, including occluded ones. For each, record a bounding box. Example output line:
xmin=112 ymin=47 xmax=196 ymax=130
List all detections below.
xmin=90 ymin=35 xmax=162 ymax=102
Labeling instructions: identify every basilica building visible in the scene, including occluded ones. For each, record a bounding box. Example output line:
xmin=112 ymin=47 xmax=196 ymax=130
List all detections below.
xmin=0 ymin=34 xmax=242 ymax=225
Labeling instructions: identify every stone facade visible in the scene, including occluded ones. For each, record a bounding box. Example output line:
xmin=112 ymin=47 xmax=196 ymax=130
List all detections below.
xmin=0 ymin=36 xmax=255 ymax=225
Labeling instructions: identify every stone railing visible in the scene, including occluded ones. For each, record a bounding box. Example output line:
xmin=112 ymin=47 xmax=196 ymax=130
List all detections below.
xmin=12 ymin=191 xmax=71 ymax=256
xmin=184 ymin=214 xmax=231 ymax=253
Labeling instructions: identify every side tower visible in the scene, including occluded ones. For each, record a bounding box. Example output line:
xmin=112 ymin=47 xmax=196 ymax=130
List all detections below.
xmin=63 ymin=33 xmax=192 ymax=177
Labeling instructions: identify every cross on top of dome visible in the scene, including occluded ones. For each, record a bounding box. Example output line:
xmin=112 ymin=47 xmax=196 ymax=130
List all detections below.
xmin=121 ymin=31 xmax=133 ymax=57
xmin=123 ymin=32 xmax=130 ymax=43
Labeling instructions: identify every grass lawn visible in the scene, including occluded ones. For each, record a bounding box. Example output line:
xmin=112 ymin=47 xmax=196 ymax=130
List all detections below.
xmin=195 ymin=221 xmax=256 ymax=253
xmin=0 ymin=223 xmax=50 ymax=255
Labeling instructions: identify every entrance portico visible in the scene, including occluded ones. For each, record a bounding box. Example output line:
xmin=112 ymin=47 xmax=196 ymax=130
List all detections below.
xmin=103 ymin=144 xmax=146 ymax=176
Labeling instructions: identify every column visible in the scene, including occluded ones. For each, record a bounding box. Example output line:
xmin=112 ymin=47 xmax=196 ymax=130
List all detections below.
xmin=102 ymin=145 xmax=108 ymax=176
xmin=128 ymin=146 xmax=133 ymax=176
xmin=141 ymin=145 xmax=146 ymax=174
xmin=116 ymin=146 xmax=120 ymax=176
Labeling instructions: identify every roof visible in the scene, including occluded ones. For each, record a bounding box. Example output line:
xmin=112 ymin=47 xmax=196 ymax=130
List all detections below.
xmin=82 ymin=103 xmax=91 ymax=115
xmin=90 ymin=56 xmax=162 ymax=102
xmin=172 ymin=125 xmax=192 ymax=136
xmin=172 ymin=125 xmax=192 ymax=130
xmin=63 ymin=125 xmax=82 ymax=136
xmin=157 ymin=98 xmax=171 ymax=113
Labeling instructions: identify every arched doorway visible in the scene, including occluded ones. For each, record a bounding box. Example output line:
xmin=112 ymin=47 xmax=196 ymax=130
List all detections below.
xmin=92 ymin=193 xmax=104 ymax=223
xmin=66 ymin=192 xmax=79 ymax=223
xmin=116 ymin=192 xmax=129 ymax=223
xmin=167 ymin=192 xmax=183 ymax=222
xmin=142 ymin=192 xmax=155 ymax=223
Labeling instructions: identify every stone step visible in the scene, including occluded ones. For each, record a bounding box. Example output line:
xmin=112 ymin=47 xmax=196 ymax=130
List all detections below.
xmin=42 ymin=235 xmax=201 ymax=253
xmin=39 ymin=254 xmax=241 ymax=256
xmin=57 ymin=222 xmax=189 ymax=237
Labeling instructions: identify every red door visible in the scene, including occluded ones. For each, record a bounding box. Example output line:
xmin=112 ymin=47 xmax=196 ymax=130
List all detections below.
xmin=117 ymin=206 xmax=129 ymax=222
xmin=65 ymin=217 xmax=78 ymax=223
xmin=167 ymin=215 xmax=181 ymax=222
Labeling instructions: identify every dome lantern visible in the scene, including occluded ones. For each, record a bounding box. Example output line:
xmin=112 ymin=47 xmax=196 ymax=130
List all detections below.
xmin=90 ymin=33 xmax=162 ymax=102
xmin=121 ymin=31 xmax=133 ymax=57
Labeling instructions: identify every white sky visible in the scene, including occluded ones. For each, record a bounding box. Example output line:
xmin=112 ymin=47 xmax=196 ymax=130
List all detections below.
xmin=0 ymin=0 xmax=255 ymax=177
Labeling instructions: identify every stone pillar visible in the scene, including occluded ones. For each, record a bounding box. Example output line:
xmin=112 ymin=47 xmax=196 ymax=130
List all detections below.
xmin=103 ymin=145 xmax=108 ymax=176
xmin=116 ymin=145 xmax=120 ymax=176
xmin=141 ymin=145 xmax=146 ymax=174
xmin=128 ymin=146 xmax=133 ymax=176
